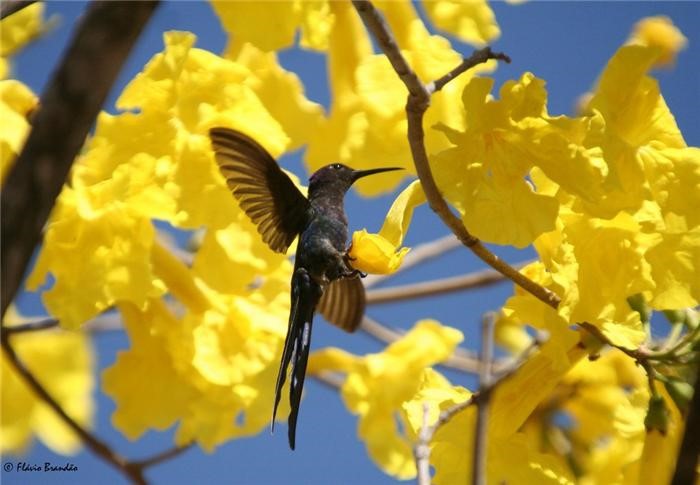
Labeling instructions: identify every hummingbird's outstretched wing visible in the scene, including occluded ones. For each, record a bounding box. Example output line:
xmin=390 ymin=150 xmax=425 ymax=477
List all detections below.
xmin=210 ymin=127 xmax=310 ymax=254
xmin=317 ymin=277 xmax=366 ymax=332
xmin=272 ymin=266 xmax=322 ymax=450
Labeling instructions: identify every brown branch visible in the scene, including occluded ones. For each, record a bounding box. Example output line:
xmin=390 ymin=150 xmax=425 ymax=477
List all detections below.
xmin=414 ymin=403 xmax=431 ymax=485
xmin=412 ymin=331 xmax=546 ymax=471
xmin=671 ymin=361 xmax=700 ymax=485
xmin=0 ymin=3 xmax=184 ymax=484
xmin=351 ymin=0 xmax=561 ymax=310
xmin=472 ymin=313 xmax=495 ymax=485
xmin=1 ymin=1 xmax=160 ymax=318
xmin=366 ymin=261 xmax=529 ymax=304
xmin=2 ymin=317 xmax=59 ymax=334
xmin=0 ymin=0 xmax=36 ymax=20
xmin=312 ymin=371 xmax=345 ymax=390
xmin=0 ymin=332 xmax=147 ymax=484
xmin=428 ymin=48 xmax=511 ymax=94
xmin=128 ymin=443 xmax=194 ymax=471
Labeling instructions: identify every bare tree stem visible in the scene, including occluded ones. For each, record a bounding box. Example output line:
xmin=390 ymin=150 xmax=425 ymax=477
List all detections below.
xmin=0 ymin=0 xmax=36 ymax=20
xmin=351 ymin=0 xmax=561 ymax=310
xmin=472 ymin=314 xmax=495 ymax=485
xmin=411 ymin=331 xmax=546 ymax=481
xmin=0 ymin=332 xmax=147 ymax=484
xmin=366 ymin=262 xmax=529 ymax=304
xmin=671 ymin=361 xmax=700 ymax=485
xmin=1 ymin=1 xmax=159 ymax=318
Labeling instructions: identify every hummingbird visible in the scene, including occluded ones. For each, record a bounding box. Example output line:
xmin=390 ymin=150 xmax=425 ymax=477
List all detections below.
xmin=209 ymin=127 xmax=401 ymax=449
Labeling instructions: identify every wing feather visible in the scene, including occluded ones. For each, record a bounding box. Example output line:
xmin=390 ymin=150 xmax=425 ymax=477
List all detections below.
xmin=317 ymin=277 xmax=366 ymax=333
xmin=210 ymin=127 xmax=310 ymax=253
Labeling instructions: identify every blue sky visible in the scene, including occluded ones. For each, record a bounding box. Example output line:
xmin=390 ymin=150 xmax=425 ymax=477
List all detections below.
xmin=4 ymin=2 xmax=699 ymax=484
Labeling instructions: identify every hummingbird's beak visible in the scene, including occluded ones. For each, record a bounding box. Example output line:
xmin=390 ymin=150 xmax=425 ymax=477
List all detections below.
xmin=351 ymin=166 xmax=403 ymax=183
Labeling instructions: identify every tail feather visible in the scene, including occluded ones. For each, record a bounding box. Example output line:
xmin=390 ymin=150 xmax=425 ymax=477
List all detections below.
xmin=272 ymin=267 xmax=322 ymax=449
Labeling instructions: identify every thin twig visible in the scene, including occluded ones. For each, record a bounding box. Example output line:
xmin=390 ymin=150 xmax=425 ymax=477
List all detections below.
xmin=428 ymin=48 xmax=511 ymax=94
xmin=412 ymin=332 xmax=546 ymax=468
xmin=2 ymin=317 xmax=59 ymax=334
xmin=312 ymin=371 xmax=345 ymax=390
xmin=366 ymin=262 xmax=529 ymax=304
xmin=0 ymin=0 xmax=36 ymax=20
xmin=1 ymin=1 xmax=159 ymax=318
xmin=414 ymin=403 xmax=431 ymax=485
xmin=128 ymin=443 xmax=194 ymax=471
xmin=363 ymin=234 xmax=461 ymax=289
xmin=0 ymin=332 xmax=147 ymax=484
xmin=351 ymin=0 xmax=561 ymax=310
xmin=472 ymin=313 xmax=495 ymax=485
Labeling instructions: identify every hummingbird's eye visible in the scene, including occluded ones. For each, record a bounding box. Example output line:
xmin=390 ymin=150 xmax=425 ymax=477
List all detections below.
xmin=332 ymin=163 xmax=342 ymax=170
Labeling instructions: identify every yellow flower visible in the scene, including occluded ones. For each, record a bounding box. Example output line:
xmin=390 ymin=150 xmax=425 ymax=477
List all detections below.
xmin=0 ymin=2 xmax=44 ymax=79
xmin=432 ymin=73 xmax=604 ymax=247
xmin=422 ymin=0 xmax=500 ymax=46
xmin=210 ymin=0 xmax=333 ymax=52
xmin=103 ymin=217 xmax=292 ymax=449
xmin=349 ymin=230 xmax=409 ymax=274
xmin=309 ymin=320 xmax=463 ymax=478
xmin=2 ymin=312 xmax=94 ymax=455
xmin=306 ymin=1 xmax=495 ymax=197
xmin=28 ymin=31 xmax=321 ymax=328
xmin=627 ymin=16 xmax=687 ymax=67
xmin=403 ymin=354 xmax=577 ymax=485
xmin=347 ymin=180 xmax=423 ymax=274
xmin=0 ymin=80 xmax=38 ymax=182
xmin=534 ymin=43 xmax=700 ymax=323
xmin=225 ymin=42 xmax=324 ymax=152
xmin=26 ymin=186 xmax=164 ymax=329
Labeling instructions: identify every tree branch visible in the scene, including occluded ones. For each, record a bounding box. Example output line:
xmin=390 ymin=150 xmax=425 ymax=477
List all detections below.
xmin=671 ymin=361 xmax=700 ymax=485
xmin=412 ymin=331 xmax=546 ymax=477
xmin=414 ymin=403 xmax=431 ymax=485
xmin=1 ymin=1 xmax=159 ymax=318
xmin=128 ymin=443 xmax=194 ymax=472
xmin=366 ymin=262 xmax=529 ymax=304
xmin=0 ymin=332 xmax=147 ymax=484
xmin=351 ymin=0 xmax=561 ymax=310
xmin=472 ymin=313 xmax=495 ymax=485
xmin=0 ymin=0 xmax=36 ymax=20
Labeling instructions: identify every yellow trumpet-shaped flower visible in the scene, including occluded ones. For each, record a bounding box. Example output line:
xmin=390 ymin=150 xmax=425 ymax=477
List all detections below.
xmin=0 ymin=2 xmax=44 ymax=79
xmin=0 ymin=80 xmax=37 ymax=182
xmin=1 ymin=311 xmax=94 ymax=456
xmin=402 ymin=345 xmax=579 ymax=485
xmin=422 ymin=0 xmax=500 ymax=46
xmin=309 ymin=320 xmax=462 ymax=479
xmin=211 ymin=0 xmax=333 ymax=52
xmin=431 ymin=72 xmax=605 ymax=247
xmin=349 ymin=230 xmax=410 ymax=275
xmin=627 ymin=16 xmax=687 ymax=68
xmin=348 ymin=180 xmax=424 ymax=274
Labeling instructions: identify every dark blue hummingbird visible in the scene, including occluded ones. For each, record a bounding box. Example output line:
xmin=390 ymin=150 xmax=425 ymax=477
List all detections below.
xmin=210 ymin=127 xmax=401 ymax=449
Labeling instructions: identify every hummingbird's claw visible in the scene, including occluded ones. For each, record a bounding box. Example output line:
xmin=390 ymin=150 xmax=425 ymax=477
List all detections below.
xmin=342 ymin=268 xmax=367 ymax=279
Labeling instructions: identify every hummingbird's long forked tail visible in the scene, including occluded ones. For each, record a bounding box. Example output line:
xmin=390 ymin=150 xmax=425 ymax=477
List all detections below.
xmin=271 ymin=266 xmax=322 ymax=450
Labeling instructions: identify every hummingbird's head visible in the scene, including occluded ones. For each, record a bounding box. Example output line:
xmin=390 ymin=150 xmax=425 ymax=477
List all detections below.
xmin=308 ymin=163 xmax=403 ymax=196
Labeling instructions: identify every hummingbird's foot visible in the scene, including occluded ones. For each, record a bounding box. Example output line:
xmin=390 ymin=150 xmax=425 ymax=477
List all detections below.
xmin=343 ymin=269 xmax=367 ymax=279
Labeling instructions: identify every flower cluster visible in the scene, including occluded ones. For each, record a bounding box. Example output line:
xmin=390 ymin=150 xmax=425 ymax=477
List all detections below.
xmin=2 ymin=2 xmax=696 ymax=484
